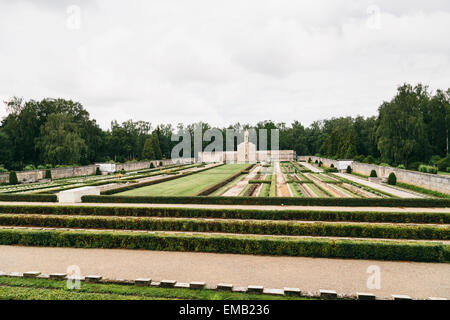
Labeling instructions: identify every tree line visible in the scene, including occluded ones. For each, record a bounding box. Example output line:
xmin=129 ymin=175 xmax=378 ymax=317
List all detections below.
xmin=0 ymin=83 xmax=448 ymax=173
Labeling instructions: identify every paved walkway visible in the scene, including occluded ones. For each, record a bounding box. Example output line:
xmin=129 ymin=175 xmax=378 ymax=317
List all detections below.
xmin=334 ymin=173 xmax=423 ymax=198
xmin=0 ymin=201 xmax=449 ymax=213
xmin=0 ymin=246 xmax=448 ymax=299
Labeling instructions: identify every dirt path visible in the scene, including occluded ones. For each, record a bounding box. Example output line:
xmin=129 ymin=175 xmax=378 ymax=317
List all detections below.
xmin=334 ymin=173 xmax=423 ymax=198
xmin=222 ymin=166 xmax=261 ymax=197
xmin=304 ymin=174 xmax=346 ymax=198
xmin=1 ymin=201 xmax=449 ymax=213
xmin=301 ymin=162 xmax=323 ymax=173
xmin=1 ymin=245 xmax=448 ymax=299
xmin=276 ymin=163 xmax=291 ymax=197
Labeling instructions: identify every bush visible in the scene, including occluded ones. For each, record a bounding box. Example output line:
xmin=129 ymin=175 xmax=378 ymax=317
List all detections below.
xmin=150 ymin=163 xmax=155 ymax=168
xmin=419 ymin=165 xmax=438 ymax=174
xmin=308 ymin=158 xmax=312 ymax=163
xmin=363 ymin=155 xmax=375 ymax=164
xmin=37 ymin=165 xmax=46 ymax=170
xmin=324 ymin=168 xmax=338 ymax=173
xmin=96 ymin=167 xmax=101 ymax=175
xmin=0 ymin=228 xmax=447 ymax=262
xmin=354 ymin=155 xmax=365 ymax=162
xmin=430 ymin=155 xmax=441 ymax=165
xmin=408 ymin=162 xmax=422 ymax=171
xmin=379 ymin=163 xmax=390 ymax=167
xmin=45 ymin=169 xmax=52 ymax=180
xmin=9 ymin=171 xmax=18 ymax=185
xmin=0 ymin=165 xmax=8 ymax=173
xmin=436 ymin=157 xmax=450 ymax=172
xmin=346 ymin=165 xmax=352 ymax=174
xmin=370 ymin=170 xmax=377 ymax=177
xmin=23 ymin=164 xmax=36 ymax=171
xmin=387 ymin=172 xmax=397 ymax=185
xmin=397 ymin=164 xmax=405 ymax=169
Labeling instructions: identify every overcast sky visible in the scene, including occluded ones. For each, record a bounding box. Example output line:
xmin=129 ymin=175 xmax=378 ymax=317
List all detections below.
xmin=0 ymin=0 xmax=449 ymax=129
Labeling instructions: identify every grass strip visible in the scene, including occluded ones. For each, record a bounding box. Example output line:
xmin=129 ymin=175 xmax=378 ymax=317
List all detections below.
xmin=0 ymin=276 xmax=302 ymax=300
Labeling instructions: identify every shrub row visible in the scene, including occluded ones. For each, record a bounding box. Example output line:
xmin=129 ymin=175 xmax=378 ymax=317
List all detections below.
xmin=0 ymin=228 xmax=447 ymax=262
xmin=81 ymin=195 xmax=450 ymax=207
xmin=196 ymin=164 xmax=253 ymax=196
xmin=248 ymin=180 xmax=271 ymax=184
xmin=101 ymin=164 xmax=224 ymax=195
xmin=0 ymin=194 xmax=57 ymax=202
xmin=1 ymin=214 xmax=448 ymax=240
xmin=3 ymin=205 xmax=448 ymax=224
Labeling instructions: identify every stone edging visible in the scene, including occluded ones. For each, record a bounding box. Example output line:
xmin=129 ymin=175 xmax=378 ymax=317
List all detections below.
xmin=0 ymin=270 xmax=447 ymax=300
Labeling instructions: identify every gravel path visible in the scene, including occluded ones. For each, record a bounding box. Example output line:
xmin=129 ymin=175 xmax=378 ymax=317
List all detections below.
xmin=1 ymin=245 xmax=448 ymax=299
xmin=276 ymin=163 xmax=291 ymax=197
xmin=334 ymin=173 xmax=423 ymax=198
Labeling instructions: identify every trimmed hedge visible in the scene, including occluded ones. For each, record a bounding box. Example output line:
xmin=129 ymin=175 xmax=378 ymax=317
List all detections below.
xmin=9 ymin=171 xmax=18 ymax=185
xmin=1 ymin=214 xmax=448 ymax=240
xmin=0 ymin=194 xmax=57 ymax=202
xmin=81 ymin=195 xmax=450 ymax=208
xmin=0 ymin=228 xmax=447 ymax=262
xmin=388 ymin=172 xmax=397 ymax=185
xmin=2 ymin=205 xmax=448 ymax=224
xmin=249 ymin=180 xmax=271 ymax=184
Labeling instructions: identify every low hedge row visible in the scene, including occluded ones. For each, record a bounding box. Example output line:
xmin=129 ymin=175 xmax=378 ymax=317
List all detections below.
xmin=248 ymin=180 xmax=271 ymax=184
xmin=101 ymin=164 xmax=224 ymax=195
xmin=81 ymin=195 xmax=450 ymax=207
xmin=0 ymin=194 xmax=57 ymax=202
xmin=0 ymin=228 xmax=447 ymax=262
xmin=196 ymin=164 xmax=253 ymax=196
xmin=1 ymin=214 xmax=448 ymax=240
xmin=1 ymin=205 xmax=448 ymax=224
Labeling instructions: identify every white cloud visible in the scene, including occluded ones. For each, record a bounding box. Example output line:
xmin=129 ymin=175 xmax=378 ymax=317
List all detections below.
xmin=0 ymin=0 xmax=449 ymax=128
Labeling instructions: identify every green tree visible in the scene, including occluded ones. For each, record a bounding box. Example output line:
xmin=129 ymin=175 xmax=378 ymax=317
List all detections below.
xmin=141 ymin=138 xmax=155 ymax=160
xmin=35 ymin=113 xmax=87 ymax=166
xmin=376 ymin=84 xmax=428 ymax=168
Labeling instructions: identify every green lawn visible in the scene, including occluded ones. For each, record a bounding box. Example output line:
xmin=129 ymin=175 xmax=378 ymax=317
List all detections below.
xmin=0 ymin=276 xmax=309 ymax=300
xmin=119 ymin=164 xmax=248 ymax=196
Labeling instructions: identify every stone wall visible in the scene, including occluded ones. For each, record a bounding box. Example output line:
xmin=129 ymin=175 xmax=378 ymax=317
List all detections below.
xmin=0 ymin=158 xmax=194 ymax=185
xmin=298 ymin=156 xmax=450 ymax=194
